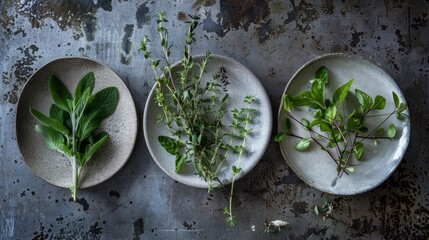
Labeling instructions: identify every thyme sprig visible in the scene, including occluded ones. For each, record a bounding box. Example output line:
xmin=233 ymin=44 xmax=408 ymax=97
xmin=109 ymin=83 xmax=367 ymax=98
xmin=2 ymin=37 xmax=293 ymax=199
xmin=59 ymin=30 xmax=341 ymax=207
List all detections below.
xmin=140 ymin=12 xmax=256 ymax=227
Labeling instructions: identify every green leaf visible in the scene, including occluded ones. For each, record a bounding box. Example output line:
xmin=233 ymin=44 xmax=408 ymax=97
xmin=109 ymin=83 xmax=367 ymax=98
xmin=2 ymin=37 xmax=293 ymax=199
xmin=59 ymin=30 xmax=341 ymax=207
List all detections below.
xmin=86 ymin=87 xmax=119 ymax=120
xmin=77 ymin=111 xmax=101 ymax=139
xmin=347 ymin=116 xmax=361 ymax=131
xmin=319 ymin=121 xmax=332 ymax=132
xmin=158 ymin=136 xmax=180 ymax=155
xmin=48 ymin=75 xmax=72 ymax=112
xmin=296 ymin=138 xmax=311 ymax=151
xmin=332 ymin=80 xmax=353 ymax=105
xmin=353 ymin=142 xmax=364 ymax=160
xmin=30 ymin=108 xmax=70 ymax=136
xmin=388 ymin=124 xmax=396 ymax=138
xmin=175 ymin=154 xmax=185 ymax=173
xmin=285 ymin=118 xmax=292 ymax=130
xmin=346 ymin=166 xmax=355 ymax=173
xmin=355 ymin=89 xmax=373 ymax=109
xmin=82 ymin=132 xmax=108 ymax=163
xmin=283 ymin=94 xmax=293 ymax=112
xmin=75 ymin=72 xmax=95 ymax=102
xmin=310 ymin=119 xmax=320 ymax=128
xmin=315 ymin=66 xmax=328 ymax=84
xmin=50 ymin=104 xmax=69 ymax=126
xmin=301 ymin=118 xmax=310 ymax=129
xmin=325 ymin=105 xmax=337 ymax=123
xmin=35 ymin=124 xmax=66 ymax=152
xmin=372 ymin=95 xmax=386 ymax=110
xmin=290 ymin=91 xmax=313 ymax=107
xmin=314 ymin=109 xmax=323 ymax=119
xmin=392 ymin=92 xmax=400 ymax=108
xmin=373 ymin=128 xmax=385 ymax=137
xmin=311 ymin=79 xmax=325 ymax=107
xmin=232 ymin=165 xmax=241 ymax=174
xmin=274 ymin=132 xmax=286 ymax=142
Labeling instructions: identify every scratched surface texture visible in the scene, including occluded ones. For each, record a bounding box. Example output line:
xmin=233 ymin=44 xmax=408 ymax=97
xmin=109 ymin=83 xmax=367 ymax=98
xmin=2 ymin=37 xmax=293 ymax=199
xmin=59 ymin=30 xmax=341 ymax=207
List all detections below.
xmin=1 ymin=0 xmax=428 ymax=239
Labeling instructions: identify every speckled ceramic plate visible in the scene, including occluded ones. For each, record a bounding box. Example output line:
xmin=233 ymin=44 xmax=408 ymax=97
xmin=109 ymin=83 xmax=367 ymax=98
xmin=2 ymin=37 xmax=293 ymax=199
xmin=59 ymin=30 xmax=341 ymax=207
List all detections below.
xmin=278 ymin=53 xmax=410 ymax=195
xmin=16 ymin=57 xmax=138 ymax=188
xmin=144 ymin=54 xmax=272 ymax=188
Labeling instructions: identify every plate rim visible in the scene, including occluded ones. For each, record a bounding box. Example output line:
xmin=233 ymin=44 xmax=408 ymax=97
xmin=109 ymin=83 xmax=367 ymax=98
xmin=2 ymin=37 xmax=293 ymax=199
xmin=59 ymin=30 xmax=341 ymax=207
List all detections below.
xmin=143 ymin=54 xmax=272 ymax=188
xmin=277 ymin=52 xmax=411 ymax=195
xmin=15 ymin=56 xmax=138 ymax=188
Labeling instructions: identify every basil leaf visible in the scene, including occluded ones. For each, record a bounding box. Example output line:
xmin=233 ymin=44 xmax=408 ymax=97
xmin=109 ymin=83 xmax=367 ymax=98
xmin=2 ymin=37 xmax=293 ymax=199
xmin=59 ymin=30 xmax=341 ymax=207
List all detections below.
xmin=315 ymin=66 xmax=328 ymax=84
xmin=325 ymin=105 xmax=337 ymax=123
xmin=290 ymin=91 xmax=313 ymax=107
xmin=387 ymin=124 xmax=396 ymax=138
xmin=158 ymin=136 xmax=180 ymax=155
xmin=48 ymin=75 xmax=72 ymax=112
xmin=355 ymin=89 xmax=373 ymax=109
xmin=373 ymin=128 xmax=385 ymax=137
xmin=274 ymin=132 xmax=286 ymax=142
xmin=285 ymin=118 xmax=292 ymax=130
xmin=296 ymin=138 xmax=311 ymax=151
xmin=301 ymin=118 xmax=310 ymax=129
xmin=30 ymin=108 xmax=70 ymax=136
xmin=353 ymin=142 xmax=364 ymax=160
xmin=311 ymin=79 xmax=325 ymax=107
xmin=319 ymin=121 xmax=332 ymax=132
xmin=392 ymin=91 xmax=400 ymax=108
xmin=283 ymin=94 xmax=293 ymax=112
xmin=372 ymin=95 xmax=386 ymax=110
xmin=332 ymin=80 xmax=353 ymax=105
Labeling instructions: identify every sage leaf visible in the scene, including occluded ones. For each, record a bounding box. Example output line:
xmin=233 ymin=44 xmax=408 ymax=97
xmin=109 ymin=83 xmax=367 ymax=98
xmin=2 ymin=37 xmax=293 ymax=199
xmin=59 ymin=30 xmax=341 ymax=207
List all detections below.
xmin=332 ymin=80 xmax=353 ymax=105
xmin=35 ymin=124 xmax=66 ymax=151
xmin=75 ymin=72 xmax=95 ymax=102
xmin=48 ymin=75 xmax=72 ymax=112
xmin=30 ymin=108 xmax=70 ymax=136
xmin=296 ymin=138 xmax=311 ymax=151
xmin=82 ymin=132 xmax=108 ymax=163
xmin=388 ymin=124 xmax=396 ymax=138
xmin=158 ymin=136 xmax=180 ymax=155
xmin=353 ymin=142 xmax=364 ymax=160
xmin=86 ymin=87 xmax=119 ymax=119
xmin=50 ymin=104 xmax=68 ymax=126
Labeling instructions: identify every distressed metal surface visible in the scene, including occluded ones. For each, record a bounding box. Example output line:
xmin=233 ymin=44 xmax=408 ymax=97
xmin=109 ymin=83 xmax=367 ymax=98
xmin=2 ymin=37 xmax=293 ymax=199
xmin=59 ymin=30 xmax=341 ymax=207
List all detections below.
xmin=0 ymin=0 xmax=428 ymax=239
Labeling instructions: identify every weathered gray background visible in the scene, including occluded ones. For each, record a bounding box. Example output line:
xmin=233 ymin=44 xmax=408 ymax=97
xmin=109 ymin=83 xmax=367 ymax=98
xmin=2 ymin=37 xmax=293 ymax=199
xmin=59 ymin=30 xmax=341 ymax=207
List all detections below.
xmin=1 ymin=0 xmax=428 ymax=239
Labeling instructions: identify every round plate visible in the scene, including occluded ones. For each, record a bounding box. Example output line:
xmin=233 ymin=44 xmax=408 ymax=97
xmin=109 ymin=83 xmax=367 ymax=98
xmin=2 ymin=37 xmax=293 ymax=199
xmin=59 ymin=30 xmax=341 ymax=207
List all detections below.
xmin=278 ymin=53 xmax=410 ymax=195
xmin=16 ymin=57 xmax=138 ymax=188
xmin=144 ymin=54 xmax=272 ymax=188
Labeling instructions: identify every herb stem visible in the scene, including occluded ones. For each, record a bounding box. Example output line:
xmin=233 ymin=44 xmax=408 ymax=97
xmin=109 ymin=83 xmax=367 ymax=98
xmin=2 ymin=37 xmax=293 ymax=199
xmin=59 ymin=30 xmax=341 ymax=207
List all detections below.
xmin=358 ymin=111 xmax=395 ymax=143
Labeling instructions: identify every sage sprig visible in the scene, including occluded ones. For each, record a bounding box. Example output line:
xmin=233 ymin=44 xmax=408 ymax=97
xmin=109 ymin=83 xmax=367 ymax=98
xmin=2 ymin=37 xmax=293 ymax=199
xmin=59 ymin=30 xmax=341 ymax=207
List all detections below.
xmin=30 ymin=73 xmax=119 ymax=200
xmin=275 ymin=66 xmax=408 ymax=183
xmin=140 ymin=12 xmax=256 ymax=227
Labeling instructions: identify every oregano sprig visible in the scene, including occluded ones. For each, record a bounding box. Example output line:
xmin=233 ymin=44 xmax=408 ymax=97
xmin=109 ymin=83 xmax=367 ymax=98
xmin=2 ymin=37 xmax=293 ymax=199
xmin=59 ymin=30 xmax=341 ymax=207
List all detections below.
xmin=30 ymin=73 xmax=119 ymax=200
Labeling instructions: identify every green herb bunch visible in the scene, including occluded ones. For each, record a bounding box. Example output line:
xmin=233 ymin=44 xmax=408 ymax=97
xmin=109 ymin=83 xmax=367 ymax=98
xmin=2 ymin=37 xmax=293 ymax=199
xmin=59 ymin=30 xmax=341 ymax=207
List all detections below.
xmin=30 ymin=73 xmax=119 ymax=201
xmin=139 ymin=12 xmax=256 ymax=227
xmin=275 ymin=66 xmax=408 ymax=181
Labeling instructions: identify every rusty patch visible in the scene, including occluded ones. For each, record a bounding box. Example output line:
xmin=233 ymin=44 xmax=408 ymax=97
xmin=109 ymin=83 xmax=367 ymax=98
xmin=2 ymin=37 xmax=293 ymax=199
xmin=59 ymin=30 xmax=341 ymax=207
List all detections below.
xmin=136 ymin=3 xmax=150 ymax=28
xmin=411 ymin=13 xmax=428 ymax=30
xmin=177 ymin=11 xmax=188 ymax=21
xmin=285 ymin=0 xmax=319 ymax=33
xmin=0 ymin=0 xmax=112 ymax=39
xmin=350 ymin=31 xmax=364 ymax=47
xmin=254 ymin=19 xmax=286 ymax=44
xmin=202 ymin=0 xmax=270 ymax=37
xmin=192 ymin=0 xmax=217 ymax=9
xmin=291 ymin=201 xmax=309 ymax=217
xmin=321 ymin=0 xmax=334 ymax=15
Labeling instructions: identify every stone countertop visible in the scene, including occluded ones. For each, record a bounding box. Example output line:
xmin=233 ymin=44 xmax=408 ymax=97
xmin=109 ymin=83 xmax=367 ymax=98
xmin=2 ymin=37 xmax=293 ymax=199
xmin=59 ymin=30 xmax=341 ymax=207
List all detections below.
xmin=1 ymin=0 xmax=428 ymax=239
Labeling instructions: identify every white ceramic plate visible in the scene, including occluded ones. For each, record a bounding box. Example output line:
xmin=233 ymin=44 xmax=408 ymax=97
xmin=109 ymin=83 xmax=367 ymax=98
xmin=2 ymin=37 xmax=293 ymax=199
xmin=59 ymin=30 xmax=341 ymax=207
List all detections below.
xmin=278 ymin=53 xmax=410 ymax=195
xmin=144 ymin=54 xmax=272 ymax=188
xmin=16 ymin=57 xmax=138 ymax=188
